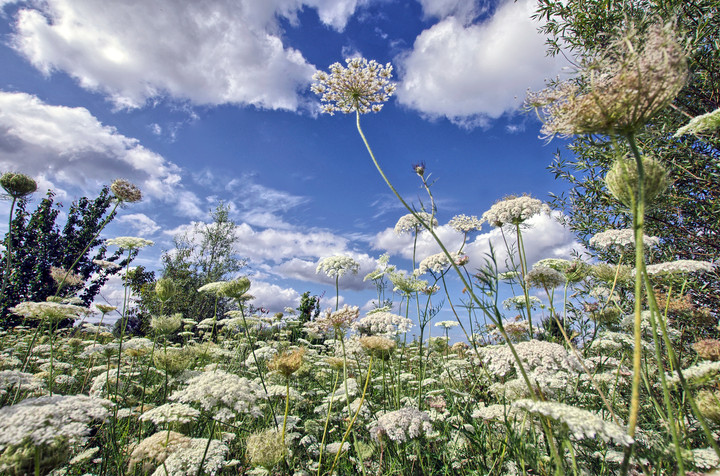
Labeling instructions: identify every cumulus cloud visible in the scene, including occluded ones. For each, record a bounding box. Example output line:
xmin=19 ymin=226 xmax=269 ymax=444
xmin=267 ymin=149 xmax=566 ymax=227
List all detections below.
xmin=396 ymin=0 xmax=564 ymax=127
xmin=248 ymin=280 xmax=302 ymax=313
xmin=417 ymin=0 xmax=488 ymax=23
xmin=116 ymin=213 xmax=161 ymax=236
xmin=373 ymin=212 xmax=583 ymax=273
xmin=0 ymin=91 xmax=203 ymax=217
xmin=7 ymin=0 xmax=361 ymax=109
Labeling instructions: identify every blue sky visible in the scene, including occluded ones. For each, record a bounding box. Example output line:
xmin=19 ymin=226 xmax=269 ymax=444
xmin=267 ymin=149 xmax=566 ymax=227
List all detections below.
xmin=0 ymin=0 xmax=582 ymax=336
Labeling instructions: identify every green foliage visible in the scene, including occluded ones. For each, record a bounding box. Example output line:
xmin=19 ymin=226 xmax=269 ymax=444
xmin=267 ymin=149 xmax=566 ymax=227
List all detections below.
xmin=0 ymin=187 xmax=128 ymax=327
xmin=535 ymin=0 xmax=720 ymax=316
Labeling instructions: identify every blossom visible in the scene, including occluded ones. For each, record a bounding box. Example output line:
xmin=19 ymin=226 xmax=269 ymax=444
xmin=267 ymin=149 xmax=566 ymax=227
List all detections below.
xmin=197 ymin=281 xmax=228 ymax=295
xmin=502 ymin=295 xmax=542 ymax=311
xmin=353 ymin=311 xmax=413 ymax=336
xmin=0 ymin=370 xmax=45 ymax=397
xmin=482 ymin=196 xmax=551 ymax=227
xmin=474 ymin=340 xmax=582 ymax=379
xmin=373 ymin=407 xmax=433 ymax=443
xmin=245 ymin=428 xmax=286 ymax=469
xmin=110 ymin=178 xmax=142 ymax=202
xmin=525 ymin=265 xmax=566 ymax=289
xmin=364 ymin=253 xmax=396 ymax=282
xmin=435 ymin=320 xmax=459 ymax=330
xmin=448 ymin=214 xmax=484 ymax=233
xmin=305 ymin=305 xmax=360 ymax=334
xmin=360 ymin=335 xmax=396 ymax=359
xmin=394 ymin=212 xmax=438 ymax=234
xmin=513 ymin=399 xmax=633 ymax=446
xmin=645 ymin=260 xmax=715 ymax=276
xmin=417 ymin=251 xmax=467 ymax=275
xmin=9 ymin=301 xmax=89 ymax=321
xmin=155 ymin=438 xmax=229 ymax=476
xmin=49 ymin=266 xmax=84 ymax=288
xmin=316 ymin=255 xmax=360 ymax=278
xmin=588 ymin=229 xmax=660 ymax=251
xmin=311 ymin=57 xmax=396 ymax=115
xmin=268 ymin=348 xmax=305 ymax=378
xmin=139 ymin=403 xmax=200 ymax=426
xmin=105 ymin=236 xmax=154 ymax=249
xmin=388 ymin=270 xmax=427 ymax=295
xmin=0 ymin=172 xmax=37 ymax=198
xmin=150 ymin=313 xmax=182 ymax=334
xmin=128 ymin=431 xmax=191 ymax=473
xmin=526 ymin=22 xmax=686 ymax=138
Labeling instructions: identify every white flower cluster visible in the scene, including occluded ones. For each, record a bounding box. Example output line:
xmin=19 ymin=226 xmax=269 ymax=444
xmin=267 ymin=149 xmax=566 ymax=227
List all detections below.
xmin=417 ymin=251 xmax=466 ymax=275
xmin=0 ymin=395 xmax=112 ymax=449
xmin=666 ymin=360 xmax=720 ymax=387
xmin=645 ymin=259 xmax=715 ymax=276
xmin=502 ymin=295 xmax=542 ymax=311
xmin=525 ymin=265 xmax=566 ymax=289
xmin=394 ymin=212 xmax=437 ymax=234
xmin=353 ymin=311 xmax=413 ymax=336
xmin=316 ymin=255 xmax=360 ymax=278
xmin=153 ymin=437 xmax=229 ymax=476
xmin=389 ymin=270 xmax=428 ymax=295
xmin=311 ymin=57 xmax=396 ymax=115
xmin=472 ymin=403 xmax=521 ymax=422
xmin=105 ymin=236 xmax=154 ymax=249
xmin=0 ymin=370 xmax=45 ymax=397
xmin=170 ymin=369 xmax=263 ymax=420
xmin=435 ymin=320 xmax=459 ymax=330
xmin=588 ymin=229 xmax=660 ymax=251
xmin=9 ymin=301 xmax=89 ymax=321
xmin=448 ymin=214 xmax=484 ymax=233
xmin=482 ymin=196 xmax=550 ymax=227
xmin=474 ymin=340 xmax=582 ymax=379
xmin=373 ymin=406 xmax=433 ymax=443
xmin=513 ymin=399 xmax=634 ymax=446
xmin=140 ymin=403 xmax=201 ymax=426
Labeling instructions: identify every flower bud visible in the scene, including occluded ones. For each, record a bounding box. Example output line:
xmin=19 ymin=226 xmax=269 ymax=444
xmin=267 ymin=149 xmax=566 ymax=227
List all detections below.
xmin=0 ymin=172 xmax=37 ymax=198
xmin=155 ymin=278 xmax=176 ymax=303
xmin=605 ymin=156 xmax=671 ymax=207
xmin=110 ymin=179 xmax=142 ymax=203
xmin=219 ymin=277 xmax=251 ymax=300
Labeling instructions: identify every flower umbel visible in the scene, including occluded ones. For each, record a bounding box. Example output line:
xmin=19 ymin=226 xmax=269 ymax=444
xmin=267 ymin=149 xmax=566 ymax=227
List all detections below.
xmin=311 ymin=57 xmax=396 ymax=115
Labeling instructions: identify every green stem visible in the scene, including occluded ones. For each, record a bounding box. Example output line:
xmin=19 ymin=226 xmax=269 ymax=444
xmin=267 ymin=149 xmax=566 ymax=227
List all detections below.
xmin=1 ymin=196 xmax=17 ymax=297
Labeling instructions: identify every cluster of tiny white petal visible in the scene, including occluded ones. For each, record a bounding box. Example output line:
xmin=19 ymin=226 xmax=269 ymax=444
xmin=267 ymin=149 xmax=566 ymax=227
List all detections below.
xmin=393 ymin=212 xmax=437 ymax=234
xmin=373 ymin=406 xmax=433 ymax=443
xmin=305 ymin=305 xmax=360 ymax=335
xmin=105 ymin=236 xmax=154 ymax=249
xmin=353 ymin=311 xmax=413 ymax=336
xmin=311 ymin=57 xmax=396 ymax=115
xmin=513 ymin=399 xmax=633 ymax=446
xmin=525 ymin=266 xmax=566 ymax=289
xmin=0 ymin=370 xmax=45 ymax=397
xmin=666 ymin=360 xmax=720 ymax=387
xmin=9 ymin=301 xmax=89 ymax=321
xmin=417 ymin=251 xmax=466 ymax=275
xmin=448 ymin=214 xmax=484 ymax=233
xmin=170 ymin=369 xmax=263 ymax=420
xmin=474 ymin=340 xmax=582 ymax=379
xmin=140 ymin=403 xmax=201 ymax=426
xmin=502 ymin=295 xmax=542 ymax=311
xmin=316 ymin=255 xmax=360 ymax=278
xmin=153 ymin=437 xmax=229 ymax=476
xmin=0 ymin=395 xmax=112 ymax=449
xmin=588 ymin=229 xmax=660 ymax=251
xmin=645 ymin=260 xmax=715 ymax=276
xmin=435 ymin=320 xmax=459 ymax=330
xmin=482 ymin=196 xmax=551 ymax=227
xmin=389 ymin=270 xmax=428 ymax=295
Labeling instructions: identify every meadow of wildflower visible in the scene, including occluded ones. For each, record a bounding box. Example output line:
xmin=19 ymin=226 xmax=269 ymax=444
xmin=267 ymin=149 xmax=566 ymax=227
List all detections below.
xmin=1 ymin=15 xmax=720 ymax=476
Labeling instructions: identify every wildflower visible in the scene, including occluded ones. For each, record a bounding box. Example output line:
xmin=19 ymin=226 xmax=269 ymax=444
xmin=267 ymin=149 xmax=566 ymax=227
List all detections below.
xmin=151 ymin=313 xmax=182 ymax=335
xmin=394 ymin=212 xmax=437 ymax=234
xmin=105 ymin=236 xmax=154 ymax=249
xmin=525 ymin=265 xmax=566 ymax=289
xmin=139 ymin=403 xmax=200 ymax=426
xmin=482 ymin=195 xmax=551 ymax=227
xmin=364 ymin=253 xmax=396 ymax=282
xmin=0 ymin=172 xmax=37 ymax=198
xmin=417 ymin=251 xmax=466 ymax=275
xmin=128 ymin=430 xmax=191 ymax=473
xmin=197 ymin=281 xmax=228 ymax=295
xmin=155 ymin=278 xmax=176 ymax=302
xmin=110 ymin=178 xmax=142 ymax=203
xmin=435 ymin=320 xmax=459 ymax=330
xmin=95 ymin=304 xmax=117 ymax=314
xmin=645 ymin=259 xmax=715 ymax=276
xmin=159 ymin=437 xmax=229 ymax=475
xmin=696 ymin=390 xmax=720 ymax=424
xmin=49 ymin=266 xmax=84 ymax=289
xmin=588 ymin=228 xmax=660 ymax=251
xmin=666 ymin=360 xmax=720 ymax=387
xmin=513 ymin=399 xmax=634 ymax=446
xmin=448 ymin=214 xmax=484 ymax=233
xmin=311 ymin=57 xmax=396 ymax=115
xmin=605 ymin=155 xmax=671 ymax=207
xmin=353 ymin=311 xmax=413 ymax=336
xmin=268 ymin=348 xmax=305 ymax=378
xmin=526 ymin=22 xmax=687 ymax=138
xmin=153 ymin=347 xmax=194 ymax=374
xmin=93 ymin=259 xmax=121 ymax=269
xmin=9 ymin=301 xmax=89 ymax=321
xmin=412 ymin=162 xmax=426 ymax=177
xmin=502 ymin=295 xmax=542 ymax=311
xmin=388 ymin=270 xmax=427 ymax=295
xmin=360 ymin=335 xmax=396 ymax=359
xmin=245 ymin=428 xmax=286 ymax=469
xmin=316 ymin=255 xmax=360 ymax=278
xmin=0 ymin=370 xmax=45 ymax=397
xmin=675 ymin=106 xmax=720 ymax=137
xmin=219 ymin=277 xmax=252 ymax=300
xmin=373 ymin=407 xmax=433 ymax=443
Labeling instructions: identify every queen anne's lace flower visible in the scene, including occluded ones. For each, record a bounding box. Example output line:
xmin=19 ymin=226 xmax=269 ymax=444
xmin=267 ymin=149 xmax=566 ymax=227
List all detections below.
xmin=589 ymin=229 xmax=660 ymax=251
xmin=373 ymin=407 xmax=433 ymax=443
xmin=513 ymin=399 xmax=633 ymax=446
xmin=140 ymin=403 xmax=201 ymax=426
xmin=474 ymin=340 xmax=582 ymax=379
xmin=675 ymin=107 xmax=720 ymax=137
xmin=645 ymin=260 xmax=715 ymax=276
xmin=435 ymin=320 xmax=459 ymax=330
xmin=311 ymin=57 xmax=396 ymax=115
xmin=482 ymin=196 xmax=551 ymax=227
xmin=9 ymin=301 xmax=89 ymax=321
xmin=417 ymin=251 xmax=466 ymax=275
xmin=106 ymin=236 xmax=154 ymax=249
xmin=129 ymin=431 xmax=191 ymax=473
xmin=394 ymin=212 xmax=438 ymax=234
xmin=153 ymin=438 xmax=229 ymax=476
xmin=170 ymin=369 xmax=263 ymax=420
xmin=353 ymin=311 xmax=413 ymax=336
xmin=448 ymin=214 xmax=484 ymax=233
xmin=316 ymin=255 xmax=360 ymax=278
xmin=0 ymin=370 xmax=45 ymax=397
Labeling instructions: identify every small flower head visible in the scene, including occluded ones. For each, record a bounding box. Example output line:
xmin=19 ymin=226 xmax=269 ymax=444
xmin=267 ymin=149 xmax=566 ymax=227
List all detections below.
xmin=311 ymin=57 xmax=396 ymax=115
xmin=605 ymin=155 xmax=671 ymax=207
xmin=448 ymin=214 xmax=484 ymax=233
xmin=394 ymin=212 xmax=437 ymax=235
xmin=219 ymin=277 xmax=251 ymax=300
xmin=245 ymin=428 xmax=286 ymax=469
xmin=49 ymin=266 xmax=84 ymax=289
xmin=268 ymin=348 xmax=306 ymax=378
xmin=316 ymin=255 xmax=359 ymax=278
xmin=413 ymin=162 xmax=426 ymax=177
xmin=527 ymin=22 xmax=687 ymax=138
xmin=694 ymin=339 xmax=720 ymax=361
xmin=110 ymin=179 xmax=142 ymax=203
xmin=360 ymin=335 xmax=396 ymax=359
xmin=525 ymin=265 xmax=566 ymax=289
xmin=482 ymin=195 xmax=551 ymax=227
xmin=105 ymin=236 xmax=154 ymax=250
xmin=0 ymin=172 xmax=37 ymax=199
xmin=155 ymin=278 xmax=176 ymax=303
xmin=150 ymin=313 xmax=182 ymax=335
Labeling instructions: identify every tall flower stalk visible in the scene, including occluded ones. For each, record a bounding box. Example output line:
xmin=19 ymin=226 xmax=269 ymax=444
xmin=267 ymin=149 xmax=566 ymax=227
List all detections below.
xmin=0 ymin=173 xmax=37 ymax=297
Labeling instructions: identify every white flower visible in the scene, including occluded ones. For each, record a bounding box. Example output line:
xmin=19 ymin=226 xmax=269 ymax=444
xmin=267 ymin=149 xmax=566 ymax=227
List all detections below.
xmin=316 ymin=255 xmax=360 ymax=278
xmin=502 ymin=295 xmax=542 ymax=311
xmin=588 ymin=229 xmax=660 ymax=251
xmin=373 ymin=407 xmax=433 ymax=443
xmin=140 ymin=403 xmax=201 ymax=426
xmin=9 ymin=301 xmax=89 ymax=321
xmin=152 ymin=437 xmax=229 ymax=476
xmin=435 ymin=321 xmax=459 ymax=330
xmin=394 ymin=212 xmax=438 ymax=234
xmin=448 ymin=214 xmax=484 ymax=233
xmin=353 ymin=312 xmax=413 ymax=336
xmin=105 ymin=236 xmax=154 ymax=249
xmin=644 ymin=260 xmax=715 ymax=276
xmin=417 ymin=251 xmax=467 ymax=275
xmin=311 ymin=57 xmax=396 ymax=115
xmin=482 ymin=196 xmax=551 ymax=227
xmin=0 ymin=370 xmax=45 ymax=397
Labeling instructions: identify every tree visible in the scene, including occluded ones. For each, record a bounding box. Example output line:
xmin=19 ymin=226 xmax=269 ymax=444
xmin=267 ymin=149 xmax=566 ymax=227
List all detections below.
xmin=0 ymin=187 xmax=130 ymax=327
xmin=130 ymin=203 xmax=246 ymax=327
xmin=534 ymin=0 xmax=720 ymax=315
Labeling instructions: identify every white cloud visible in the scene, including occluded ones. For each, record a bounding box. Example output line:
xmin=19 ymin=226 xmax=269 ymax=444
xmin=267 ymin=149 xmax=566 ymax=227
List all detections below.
xmin=248 ymin=280 xmax=301 ymax=313
xmin=0 ymin=91 xmax=204 ymax=217
xmin=417 ymin=0 xmax=488 ymax=23
xmin=396 ymin=0 xmax=564 ymax=127
xmin=8 ymin=0 xmax=361 ymax=110
xmin=116 ymin=213 xmax=161 ymax=236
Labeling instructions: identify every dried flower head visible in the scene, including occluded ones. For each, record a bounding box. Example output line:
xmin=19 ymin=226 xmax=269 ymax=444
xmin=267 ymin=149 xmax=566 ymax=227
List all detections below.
xmin=245 ymin=428 xmax=286 ymax=469
xmin=605 ymin=155 xmax=671 ymax=207
xmin=1 ymin=172 xmax=37 ymax=199
xmin=693 ymin=339 xmax=720 ymax=361
xmin=527 ymin=22 xmax=687 ymax=138
xmin=49 ymin=266 xmax=84 ymax=289
xmin=305 ymin=305 xmax=360 ymax=334
xmin=696 ymin=390 xmax=720 ymax=425
xmin=268 ymin=348 xmax=306 ymax=378
xmin=128 ymin=430 xmax=192 ymax=473
xmin=110 ymin=179 xmax=142 ymax=203
xmin=311 ymin=57 xmax=396 ymax=115
xmin=360 ymin=335 xmax=396 ymax=359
